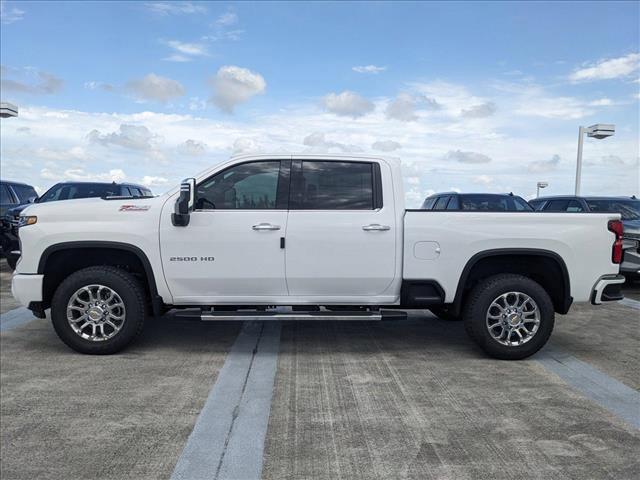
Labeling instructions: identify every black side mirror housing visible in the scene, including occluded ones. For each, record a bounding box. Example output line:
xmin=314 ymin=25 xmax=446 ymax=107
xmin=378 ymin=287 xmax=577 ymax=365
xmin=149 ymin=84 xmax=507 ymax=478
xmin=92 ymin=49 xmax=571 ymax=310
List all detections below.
xmin=171 ymin=178 xmax=196 ymax=227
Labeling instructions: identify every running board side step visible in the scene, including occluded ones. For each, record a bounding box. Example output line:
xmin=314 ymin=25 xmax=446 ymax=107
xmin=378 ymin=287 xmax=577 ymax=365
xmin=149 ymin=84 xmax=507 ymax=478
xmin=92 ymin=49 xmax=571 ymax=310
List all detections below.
xmin=174 ymin=309 xmax=407 ymax=321
xmin=201 ymin=311 xmax=382 ymax=321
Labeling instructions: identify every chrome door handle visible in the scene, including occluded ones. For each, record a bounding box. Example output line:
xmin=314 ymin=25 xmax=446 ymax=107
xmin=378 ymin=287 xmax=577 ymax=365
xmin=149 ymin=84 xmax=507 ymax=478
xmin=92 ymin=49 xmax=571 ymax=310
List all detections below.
xmin=362 ymin=224 xmax=391 ymax=231
xmin=252 ymin=223 xmax=281 ymax=231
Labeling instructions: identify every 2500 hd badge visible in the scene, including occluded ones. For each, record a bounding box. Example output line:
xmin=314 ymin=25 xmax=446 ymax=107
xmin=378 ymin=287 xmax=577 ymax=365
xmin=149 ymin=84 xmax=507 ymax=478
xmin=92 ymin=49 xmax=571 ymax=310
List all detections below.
xmin=169 ymin=256 xmax=215 ymax=262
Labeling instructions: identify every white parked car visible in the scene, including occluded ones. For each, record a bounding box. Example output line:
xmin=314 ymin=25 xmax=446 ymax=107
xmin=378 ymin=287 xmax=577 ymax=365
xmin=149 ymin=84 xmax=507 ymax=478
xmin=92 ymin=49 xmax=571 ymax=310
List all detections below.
xmin=12 ymin=155 xmax=625 ymax=359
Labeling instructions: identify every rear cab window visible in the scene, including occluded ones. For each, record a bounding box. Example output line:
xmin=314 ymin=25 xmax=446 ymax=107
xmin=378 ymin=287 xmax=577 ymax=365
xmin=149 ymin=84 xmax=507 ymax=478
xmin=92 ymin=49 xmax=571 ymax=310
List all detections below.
xmin=290 ymin=160 xmax=377 ymax=210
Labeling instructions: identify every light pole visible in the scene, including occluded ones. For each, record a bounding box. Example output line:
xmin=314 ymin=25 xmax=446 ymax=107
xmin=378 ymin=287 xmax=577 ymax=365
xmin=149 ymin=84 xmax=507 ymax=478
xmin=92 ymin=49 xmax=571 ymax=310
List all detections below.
xmin=575 ymin=123 xmax=615 ymax=195
xmin=536 ymin=181 xmax=548 ymax=198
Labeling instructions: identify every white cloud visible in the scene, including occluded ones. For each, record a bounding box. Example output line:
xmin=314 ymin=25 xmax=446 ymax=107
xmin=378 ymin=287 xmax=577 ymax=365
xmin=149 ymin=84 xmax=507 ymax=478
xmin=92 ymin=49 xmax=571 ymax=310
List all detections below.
xmin=385 ymin=93 xmax=439 ymax=121
xmin=162 ymin=40 xmax=208 ymax=61
xmin=141 ymin=175 xmax=169 ymax=187
xmin=461 ymin=102 xmax=496 ymax=118
xmin=444 ymin=150 xmax=492 ymax=164
xmin=372 ymin=140 xmax=401 ymax=152
xmin=569 ymin=53 xmax=640 ymax=83
xmin=528 ymin=154 xmax=560 ymax=173
xmin=1 ymin=66 xmax=63 ymax=94
xmin=145 ymin=2 xmax=206 ymax=16
xmin=473 ymin=174 xmax=494 ymax=186
xmin=303 ymin=132 xmax=361 ymax=153
xmin=178 ymin=139 xmax=207 ymax=156
xmin=41 ymin=167 xmax=127 ymax=183
xmin=210 ymin=66 xmax=266 ymax=113
xmin=1 ymin=0 xmax=24 ymax=24
xmin=352 ymin=65 xmax=387 ymax=74
xmin=232 ymin=138 xmax=261 ymax=154
xmin=125 ymin=73 xmax=185 ymax=103
xmin=589 ymin=98 xmax=613 ymax=106
xmin=322 ymin=91 xmax=374 ymax=118
xmin=216 ymin=11 xmax=238 ymax=26
xmin=88 ymin=124 xmax=158 ymax=151
xmin=84 ymin=81 xmax=115 ymax=92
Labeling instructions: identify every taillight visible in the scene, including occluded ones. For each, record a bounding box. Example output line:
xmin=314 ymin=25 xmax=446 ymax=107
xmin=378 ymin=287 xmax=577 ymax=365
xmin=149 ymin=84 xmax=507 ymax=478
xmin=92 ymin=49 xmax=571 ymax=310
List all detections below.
xmin=608 ymin=220 xmax=624 ymax=264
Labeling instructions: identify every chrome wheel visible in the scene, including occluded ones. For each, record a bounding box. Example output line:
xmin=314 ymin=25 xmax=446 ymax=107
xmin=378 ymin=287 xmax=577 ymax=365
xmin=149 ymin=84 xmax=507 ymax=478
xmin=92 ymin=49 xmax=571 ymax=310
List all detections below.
xmin=66 ymin=284 xmax=126 ymax=342
xmin=486 ymin=291 xmax=540 ymax=347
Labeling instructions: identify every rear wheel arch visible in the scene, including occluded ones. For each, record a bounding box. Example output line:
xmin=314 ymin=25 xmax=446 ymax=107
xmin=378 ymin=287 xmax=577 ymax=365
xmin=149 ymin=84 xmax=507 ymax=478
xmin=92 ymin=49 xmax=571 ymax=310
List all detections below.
xmin=452 ymin=249 xmax=571 ymax=315
xmin=38 ymin=241 xmax=163 ymax=315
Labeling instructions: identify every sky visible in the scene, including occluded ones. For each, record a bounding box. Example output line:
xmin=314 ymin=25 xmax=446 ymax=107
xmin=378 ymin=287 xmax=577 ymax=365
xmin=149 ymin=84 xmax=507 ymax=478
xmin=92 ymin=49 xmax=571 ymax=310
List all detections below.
xmin=0 ymin=0 xmax=638 ymax=206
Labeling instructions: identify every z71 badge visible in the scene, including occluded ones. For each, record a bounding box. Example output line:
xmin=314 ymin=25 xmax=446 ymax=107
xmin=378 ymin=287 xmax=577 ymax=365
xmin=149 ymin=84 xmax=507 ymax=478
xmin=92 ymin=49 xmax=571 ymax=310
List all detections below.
xmin=119 ymin=205 xmax=151 ymax=211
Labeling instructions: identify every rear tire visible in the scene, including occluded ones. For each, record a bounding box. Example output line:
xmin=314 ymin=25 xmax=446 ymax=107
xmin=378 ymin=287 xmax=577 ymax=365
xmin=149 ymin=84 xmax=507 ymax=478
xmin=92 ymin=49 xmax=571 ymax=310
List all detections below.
xmin=463 ymin=274 xmax=554 ymax=360
xmin=429 ymin=306 xmax=461 ymax=321
xmin=51 ymin=266 xmax=147 ymax=354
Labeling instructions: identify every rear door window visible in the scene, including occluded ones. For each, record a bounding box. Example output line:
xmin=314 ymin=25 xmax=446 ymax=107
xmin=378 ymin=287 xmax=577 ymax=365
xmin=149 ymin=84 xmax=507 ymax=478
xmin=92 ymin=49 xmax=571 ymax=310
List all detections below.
xmin=290 ymin=161 xmax=374 ymax=210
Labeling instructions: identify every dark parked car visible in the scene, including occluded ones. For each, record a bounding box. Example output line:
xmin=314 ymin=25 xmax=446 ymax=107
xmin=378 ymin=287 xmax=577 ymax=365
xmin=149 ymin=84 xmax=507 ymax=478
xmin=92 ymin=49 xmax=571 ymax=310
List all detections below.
xmin=421 ymin=192 xmax=534 ymax=211
xmin=1 ymin=180 xmax=38 ymax=266
xmin=530 ymin=195 xmax=640 ymax=278
xmin=4 ymin=181 xmax=153 ymax=270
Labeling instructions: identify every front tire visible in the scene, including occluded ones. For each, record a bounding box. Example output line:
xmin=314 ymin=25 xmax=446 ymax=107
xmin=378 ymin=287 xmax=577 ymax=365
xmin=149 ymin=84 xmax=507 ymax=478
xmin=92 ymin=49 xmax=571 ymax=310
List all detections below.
xmin=51 ymin=266 xmax=147 ymax=354
xmin=463 ymin=274 xmax=554 ymax=360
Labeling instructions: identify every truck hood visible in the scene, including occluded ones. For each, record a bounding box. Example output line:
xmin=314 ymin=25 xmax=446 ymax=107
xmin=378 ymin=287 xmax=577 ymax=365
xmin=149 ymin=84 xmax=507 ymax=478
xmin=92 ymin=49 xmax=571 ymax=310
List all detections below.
xmin=21 ymin=194 xmax=168 ymax=220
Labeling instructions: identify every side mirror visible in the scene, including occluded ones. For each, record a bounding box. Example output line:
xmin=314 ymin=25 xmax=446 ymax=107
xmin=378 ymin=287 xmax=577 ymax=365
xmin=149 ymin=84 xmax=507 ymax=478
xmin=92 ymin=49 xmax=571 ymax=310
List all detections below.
xmin=27 ymin=196 xmax=37 ymax=204
xmin=172 ymin=178 xmax=196 ymax=227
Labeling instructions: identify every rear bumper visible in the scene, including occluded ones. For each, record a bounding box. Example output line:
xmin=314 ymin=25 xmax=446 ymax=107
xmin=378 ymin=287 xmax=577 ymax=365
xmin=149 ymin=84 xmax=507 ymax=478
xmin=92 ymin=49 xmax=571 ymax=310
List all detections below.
xmin=591 ymin=274 xmax=625 ymax=305
xmin=11 ymin=273 xmax=43 ymax=307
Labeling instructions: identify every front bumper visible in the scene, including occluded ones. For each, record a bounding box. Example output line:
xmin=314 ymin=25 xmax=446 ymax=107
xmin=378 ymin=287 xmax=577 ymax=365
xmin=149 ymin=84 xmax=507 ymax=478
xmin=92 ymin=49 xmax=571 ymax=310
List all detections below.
xmin=11 ymin=273 xmax=44 ymax=307
xmin=591 ymin=274 xmax=625 ymax=305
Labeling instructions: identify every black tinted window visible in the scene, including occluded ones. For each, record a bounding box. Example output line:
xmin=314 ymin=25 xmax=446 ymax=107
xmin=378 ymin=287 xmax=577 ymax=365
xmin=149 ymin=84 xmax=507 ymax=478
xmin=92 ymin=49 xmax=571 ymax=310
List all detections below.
xmin=514 ymin=197 xmax=534 ymax=211
xmin=447 ymin=196 xmax=460 ymax=210
xmin=196 ymin=161 xmax=280 ymax=209
xmin=39 ymin=183 xmax=119 ymax=202
xmin=433 ymin=196 xmax=449 ymax=210
xmin=544 ymin=199 xmax=569 ymax=212
xmin=421 ymin=197 xmax=437 ymax=209
xmin=586 ymin=199 xmax=640 ymax=220
xmin=291 ymin=161 xmax=373 ymax=210
xmin=12 ymin=184 xmax=37 ymax=202
xmin=461 ymin=195 xmax=508 ymax=211
xmin=529 ymin=199 xmax=544 ymax=210
xmin=1 ymin=185 xmax=16 ymax=204
xmin=566 ymin=200 xmax=583 ymax=212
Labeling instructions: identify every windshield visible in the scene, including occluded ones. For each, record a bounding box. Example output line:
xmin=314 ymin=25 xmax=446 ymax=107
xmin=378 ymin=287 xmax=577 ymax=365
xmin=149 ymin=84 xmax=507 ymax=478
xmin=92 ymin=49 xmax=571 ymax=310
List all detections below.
xmin=38 ymin=183 xmax=119 ymax=202
xmin=586 ymin=199 xmax=640 ymax=220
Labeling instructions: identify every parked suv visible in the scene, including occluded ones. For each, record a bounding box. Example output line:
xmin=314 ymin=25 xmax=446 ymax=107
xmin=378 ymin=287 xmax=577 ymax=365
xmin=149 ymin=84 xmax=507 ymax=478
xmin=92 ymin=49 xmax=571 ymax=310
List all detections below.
xmin=4 ymin=181 xmax=152 ymax=270
xmin=1 ymin=180 xmax=38 ymax=267
xmin=421 ymin=192 xmax=533 ymax=211
xmin=530 ymin=196 xmax=640 ymax=278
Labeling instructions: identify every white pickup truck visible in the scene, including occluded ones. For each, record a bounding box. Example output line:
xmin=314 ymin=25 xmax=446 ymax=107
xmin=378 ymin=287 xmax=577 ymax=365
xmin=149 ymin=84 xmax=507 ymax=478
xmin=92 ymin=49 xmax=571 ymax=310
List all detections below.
xmin=12 ymin=154 xmax=625 ymax=359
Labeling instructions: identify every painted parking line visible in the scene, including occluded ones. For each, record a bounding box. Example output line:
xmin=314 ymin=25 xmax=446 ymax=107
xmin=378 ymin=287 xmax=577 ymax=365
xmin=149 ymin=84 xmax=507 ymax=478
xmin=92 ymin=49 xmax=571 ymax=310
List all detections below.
xmin=619 ymin=297 xmax=640 ymax=310
xmin=171 ymin=321 xmax=281 ymax=480
xmin=0 ymin=307 xmax=36 ymax=332
xmin=537 ymin=344 xmax=640 ymax=429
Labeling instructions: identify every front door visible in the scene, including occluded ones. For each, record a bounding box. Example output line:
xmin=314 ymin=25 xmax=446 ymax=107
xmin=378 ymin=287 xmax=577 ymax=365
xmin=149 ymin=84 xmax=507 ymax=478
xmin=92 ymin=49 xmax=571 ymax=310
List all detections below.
xmin=160 ymin=159 xmax=290 ymax=303
xmin=284 ymin=159 xmax=397 ymax=297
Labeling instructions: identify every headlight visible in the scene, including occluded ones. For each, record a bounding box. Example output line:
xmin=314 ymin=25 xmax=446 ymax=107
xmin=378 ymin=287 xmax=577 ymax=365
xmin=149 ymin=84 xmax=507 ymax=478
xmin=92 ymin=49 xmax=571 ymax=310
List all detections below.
xmin=18 ymin=215 xmax=37 ymax=227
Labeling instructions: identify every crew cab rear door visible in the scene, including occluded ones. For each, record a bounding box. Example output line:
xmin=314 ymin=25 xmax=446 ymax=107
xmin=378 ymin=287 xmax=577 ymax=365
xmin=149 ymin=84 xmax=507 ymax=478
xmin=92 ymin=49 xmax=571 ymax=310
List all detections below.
xmin=284 ymin=159 xmax=397 ymax=297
